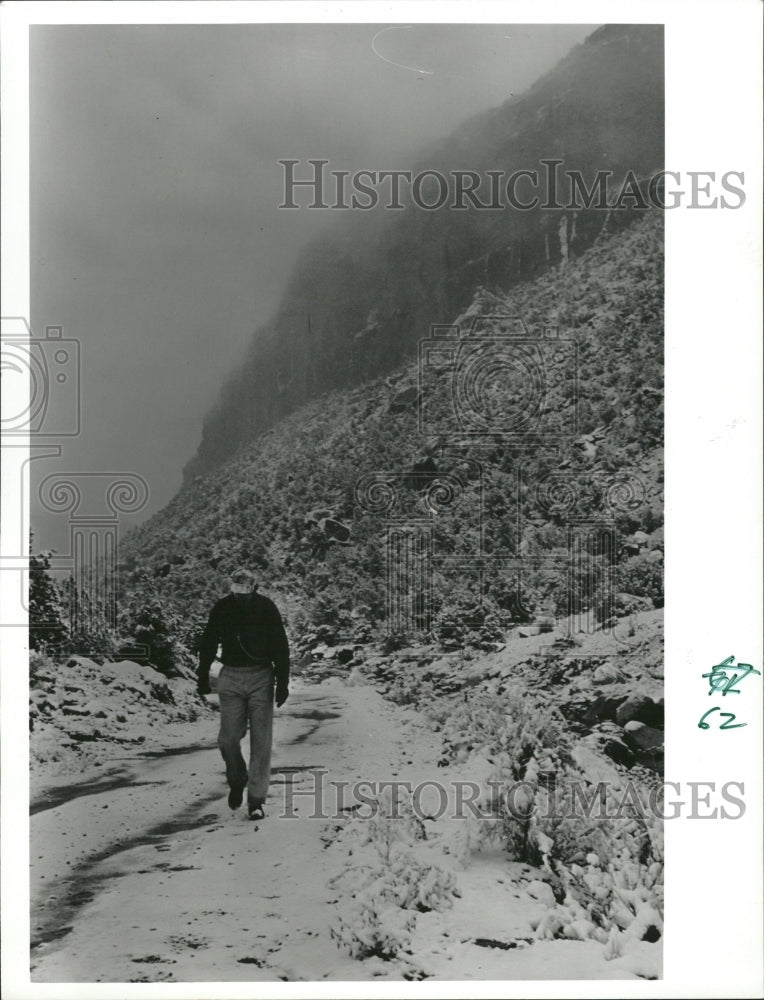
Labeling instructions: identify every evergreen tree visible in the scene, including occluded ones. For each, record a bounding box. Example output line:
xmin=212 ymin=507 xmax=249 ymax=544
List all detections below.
xmin=28 ymin=548 xmax=69 ymax=652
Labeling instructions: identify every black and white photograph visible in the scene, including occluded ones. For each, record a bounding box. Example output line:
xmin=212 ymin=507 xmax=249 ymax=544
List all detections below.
xmin=1 ymin=2 xmax=761 ymax=997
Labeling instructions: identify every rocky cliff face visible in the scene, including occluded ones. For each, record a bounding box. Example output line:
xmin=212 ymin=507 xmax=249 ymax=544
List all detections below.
xmin=184 ymin=24 xmax=663 ymax=481
xmin=125 ymin=207 xmax=663 ymax=643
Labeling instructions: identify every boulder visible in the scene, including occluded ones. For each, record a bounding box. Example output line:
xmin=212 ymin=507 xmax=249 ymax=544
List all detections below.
xmin=623 ymin=720 xmax=663 ymax=751
xmin=592 ymin=663 xmax=626 ymax=685
xmin=614 ymin=592 xmax=654 ymax=616
xmin=65 ymin=655 xmax=97 ymax=670
xmin=402 ymin=456 xmax=438 ymax=490
xmin=320 ymin=517 xmax=351 ymax=543
xmin=116 ymin=643 xmax=151 ymax=665
xmin=581 ymin=694 xmax=628 ymax=725
xmin=619 ymin=542 xmax=641 ymax=560
xmin=315 ymin=624 xmax=338 ymax=644
xmin=335 ymin=647 xmax=354 ymax=664
xmin=602 ymin=737 xmax=635 ymax=767
xmin=571 ymin=743 xmax=623 ymax=786
xmin=388 ymin=385 xmax=419 ymax=413
xmin=573 ymin=435 xmax=597 ymax=459
xmin=616 ymin=694 xmax=663 ymax=727
xmin=306 ymin=507 xmax=334 ymax=526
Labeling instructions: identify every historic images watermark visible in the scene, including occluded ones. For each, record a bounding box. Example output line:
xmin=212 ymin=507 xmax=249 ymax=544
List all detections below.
xmin=271 ymin=770 xmax=746 ymax=822
xmin=279 ymin=159 xmax=746 ymax=211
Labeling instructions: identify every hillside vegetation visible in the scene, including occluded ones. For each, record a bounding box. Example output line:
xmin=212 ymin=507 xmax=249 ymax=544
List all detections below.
xmin=122 ymin=208 xmax=663 ymax=654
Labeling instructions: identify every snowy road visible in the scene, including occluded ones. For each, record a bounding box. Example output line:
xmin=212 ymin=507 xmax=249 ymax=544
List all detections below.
xmin=30 ymin=678 xmax=648 ymax=983
xmin=30 ymin=679 xmax=441 ymax=982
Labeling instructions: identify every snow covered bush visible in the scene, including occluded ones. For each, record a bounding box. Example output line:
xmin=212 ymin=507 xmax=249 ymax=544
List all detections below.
xmin=29 ymin=549 xmax=70 ymax=652
xmin=331 ymin=892 xmax=417 ymax=961
xmin=329 ymin=788 xmax=458 ymax=961
xmin=427 ymin=584 xmax=508 ymax=651
xmin=381 ymin=631 xmax=414 ymax=655
xmin=439 ymin=690 xmax=573 ymax=778
xmin=529 ymin=790 xmax=663 ymax=953
xmin=118 ymin=576 xmax=193 ymax=677
xmin=386 ymin=674 xmax=438 ymax=709
xmin=330 ymin=851 xmax=457 ymax=960
xmin=433 ymin=685 xmax=664 ymax=955
xmin=617 ymin=552 xmax=664 ymax=608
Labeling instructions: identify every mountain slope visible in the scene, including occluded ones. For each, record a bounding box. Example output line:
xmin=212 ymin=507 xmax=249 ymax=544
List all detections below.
xmin=184 ymin=24 xmax=663 ymax=480
xmin=123 ymin=207 xmax=663 ymax=645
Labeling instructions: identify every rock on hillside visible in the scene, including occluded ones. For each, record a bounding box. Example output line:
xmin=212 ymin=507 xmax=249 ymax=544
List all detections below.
xmin=361 ymin=608 xmax=664 ymax=774
xmin=29 ymin=653 xmax=208 ymax=786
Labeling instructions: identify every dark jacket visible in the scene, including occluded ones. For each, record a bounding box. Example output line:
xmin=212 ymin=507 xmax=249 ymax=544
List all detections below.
xmin=198 ymin=591 xmax=290 ymax=688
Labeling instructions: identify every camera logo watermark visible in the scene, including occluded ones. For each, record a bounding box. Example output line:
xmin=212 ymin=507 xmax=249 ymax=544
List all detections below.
xmin=418 ymin=318 xmax=577 ymax=443
xmin=1 ymin=317 xmax=81 ymax=437
xmin=355 ymin=311 xmax=656 ymax=642
xmin=1 ymin=317 xmax=149 ymax=644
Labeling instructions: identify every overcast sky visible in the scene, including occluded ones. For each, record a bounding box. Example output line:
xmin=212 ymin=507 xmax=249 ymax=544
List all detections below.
xmin=30 ymin=22 xmax=596 ymax=550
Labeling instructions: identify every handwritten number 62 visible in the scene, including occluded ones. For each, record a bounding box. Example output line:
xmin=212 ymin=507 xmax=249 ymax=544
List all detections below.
xmin=698 ymin=706 xmax=746 ymax=730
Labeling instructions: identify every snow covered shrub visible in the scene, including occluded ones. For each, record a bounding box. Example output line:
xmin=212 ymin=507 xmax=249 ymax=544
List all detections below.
xmin=594 ymin=807 xmax=664 ymax=944
xmin=381 ymin=631 xmax=413 ymax=654
xmin=330 ymin=883 xmax=417 ymax=960
xmin=364 ymin=785 xmax=429 ymax=857
xmin=386 ymin=674 xmax=438 ymax=709
xmin=617 ymin=553 xmax=663 ymax=608
xmin=29 ymin=548 xmax=120 ymax=661
xmin=329 ymin=788 xmax=458 ymax=961
xmin=118 ymin=576 xmax=192 ymax=677
xmin=430 ymin=597 xmax=505 ymax=651
xmin=63 ymin=577 xmax=121 ymax=661
xmin=330 ymin=851 xmax=457 ymax=959
xmin=433 ymin=693 xmax=584 ymax=860
xmin=528 ymin=787 xmax=664 ymax=951
xmin=29 ymin=549 xmax=70 ymax=652
xmin=439 ymin=690 xmax=573 ymax=776
xmin=498 ymin=771 xmax=599 ymax=869
xmin=437 ymin=690 xmax=664 ymax=950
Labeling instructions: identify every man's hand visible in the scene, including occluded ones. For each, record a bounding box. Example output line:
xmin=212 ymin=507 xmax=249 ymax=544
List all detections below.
xmin=197 ymin=676 xmax=211 ymax=698
xmin=275 ymin=682 xmax=289 ymax=708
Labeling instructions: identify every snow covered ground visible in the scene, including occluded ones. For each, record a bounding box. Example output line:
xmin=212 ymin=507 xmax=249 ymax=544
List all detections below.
xmin=30 ymin=675 xmax=658 ymax=983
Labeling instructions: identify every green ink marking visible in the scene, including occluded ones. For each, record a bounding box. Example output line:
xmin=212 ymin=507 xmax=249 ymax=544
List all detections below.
xmin=698 ymin=706 xmax=746 ymax=731
xmin=702 ymin=655 xmax=760 ymax=696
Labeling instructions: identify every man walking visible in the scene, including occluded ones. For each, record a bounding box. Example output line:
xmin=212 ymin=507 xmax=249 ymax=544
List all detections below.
xmin=196 ymin=568 xmax=290 ymax=820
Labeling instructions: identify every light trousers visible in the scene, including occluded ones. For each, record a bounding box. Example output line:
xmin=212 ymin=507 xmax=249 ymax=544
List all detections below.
xmin=216 ymin=666 xmax=274 ymax=802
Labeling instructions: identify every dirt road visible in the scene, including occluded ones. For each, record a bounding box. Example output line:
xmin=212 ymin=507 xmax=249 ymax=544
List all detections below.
xmin=30 ymin=678 xmax=644 ymax=983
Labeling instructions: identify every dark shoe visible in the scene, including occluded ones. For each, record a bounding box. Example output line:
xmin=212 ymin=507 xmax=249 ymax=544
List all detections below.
xmin=248 ymin=798 xmax=265 ymax=821
xmin=228 ymin=783 xmax=245 ymax=810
